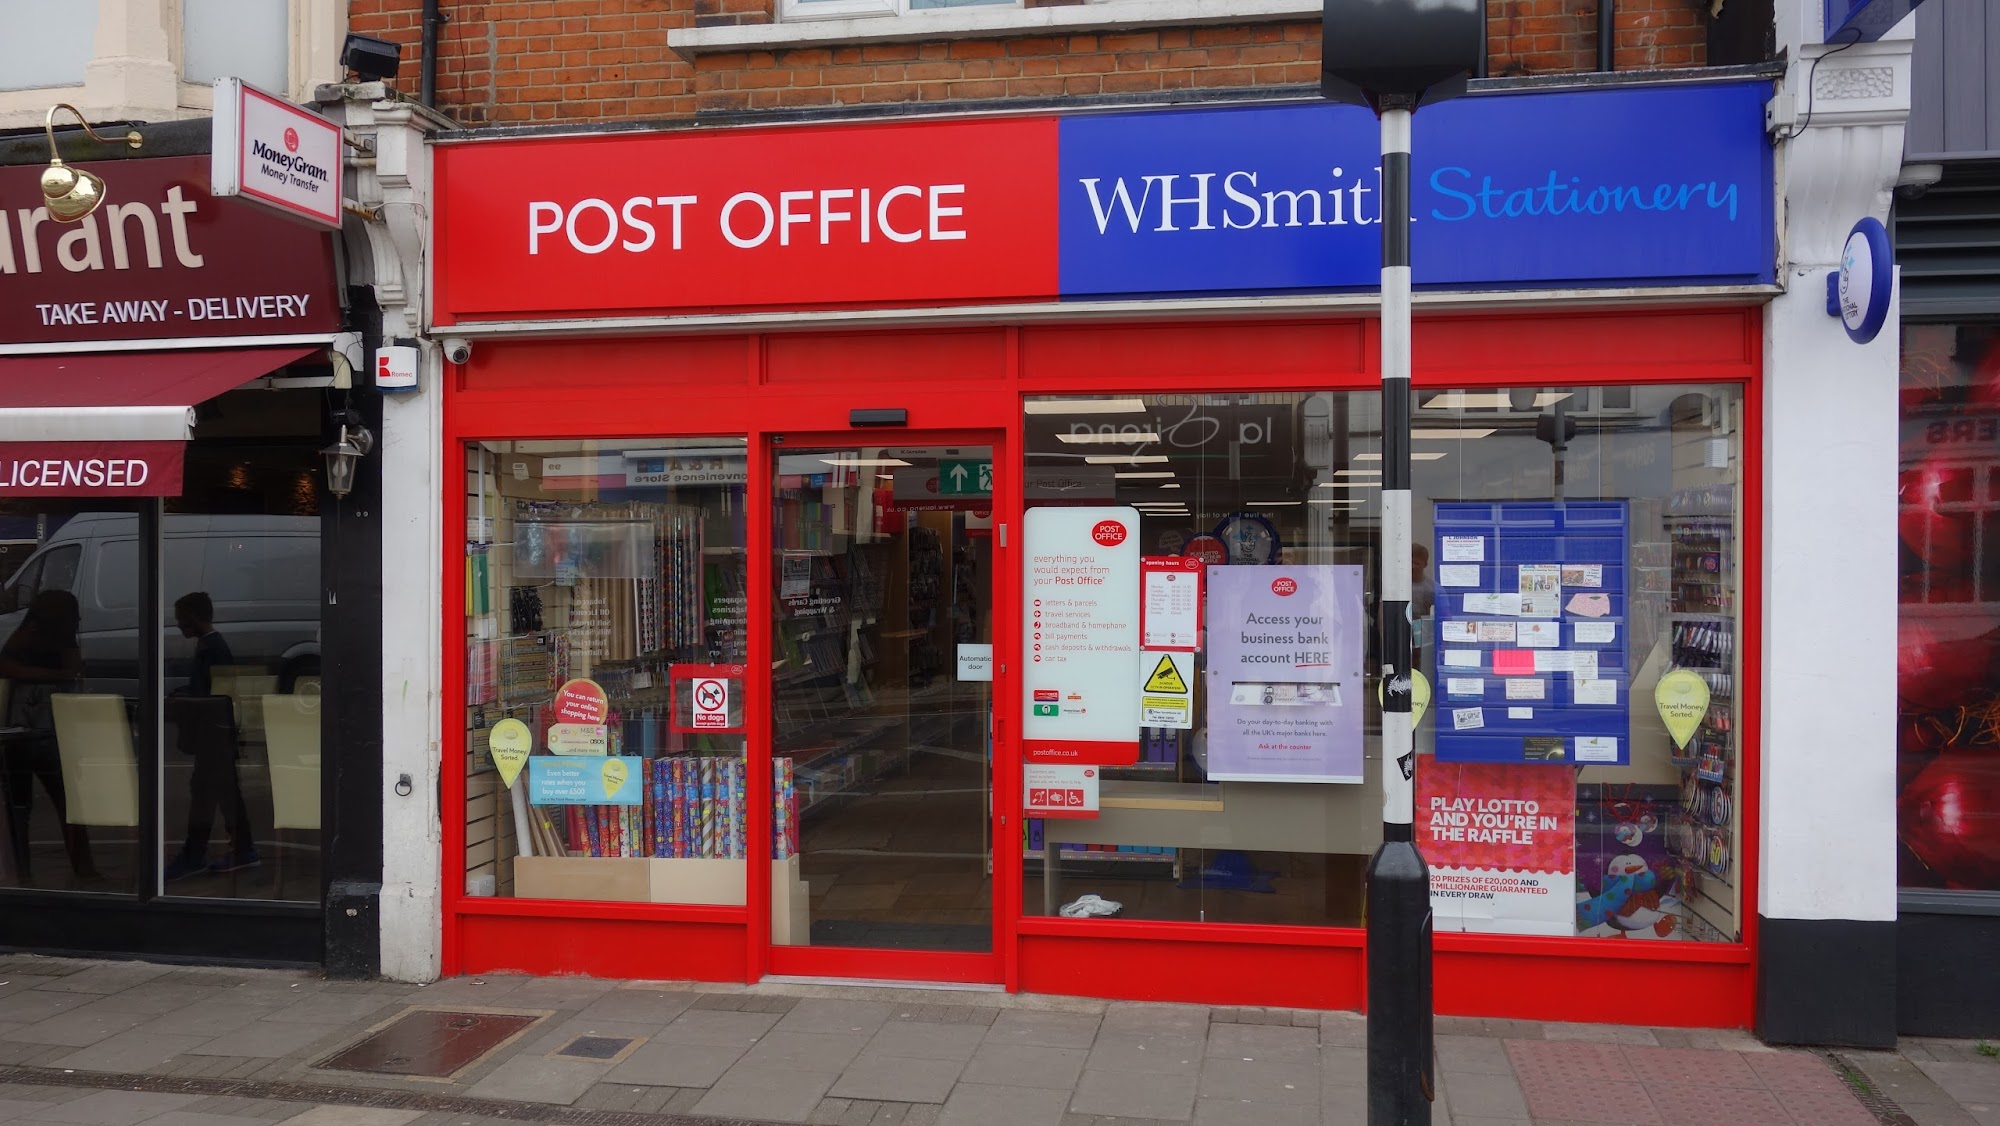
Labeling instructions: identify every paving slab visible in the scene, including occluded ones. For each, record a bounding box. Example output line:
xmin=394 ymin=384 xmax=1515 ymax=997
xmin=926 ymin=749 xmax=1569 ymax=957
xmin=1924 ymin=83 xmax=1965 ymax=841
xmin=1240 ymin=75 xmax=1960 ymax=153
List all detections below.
xmin=828 ymin=1052 xmax=964 ymax=1103
xmin=936 ymin=1082 xmax=1071 ymax=1126
xmin=30 ymin=1091 xmax=201 ymax=1125
xmin=652 ymin=1007 xmax=781 ymax=1047
xmin=1198 ymin=1057 xmax=1317 ymax=1106
xmin=984 ymin=1011 xmax=1100 ymax=1050
xmin=3 ymin=1004 xmax=151 ymax=1049
xmin=776 ymin=1000 xmax=898 ymax=1037
xmin=135 ymin=1113 xmax=273 ymax=1126
xmin=35 ymin=965 xmax=172 ymax=996
xmin=464 ymin=1054 xmax=608 ymax=1104
xmin=1920 ymin=1061 xmax=2000 ymax=1105
xmin=1070 ymin=1067 xmax=1198 ymax=1120
xmin=46 ymin=1031 xmax=211 ymax=1073
xmin=572 ymin=989 xmax=696 ymax=1028
xmin=865 ymin=1020 xmax=988 ymax=1062
xmin=692 ymin=1064 xmax=840 ymax=1123
xmin=959 ymin=1043 xmax=1087 ymax=1090
xmin=739 ymin=1031 xmax=871 ymax=1073
xmin=0 ymin=993 xmax=91 ymax=1025
xmin=130 ymin=1002 xmax=286 ymax=1039
xmin=1083 ymin=1033 xmax=1205 ymax=1075
xmin=179 ymin=1020 xmax=341 ymax=1059
xmin=271 ymin=1110 xmax=424 ymax=1126
xmin=606 ymin=1038 xmax=747 ymax=1087
xmin=1100 ymin=1002 xmax=1209 ymax=1039
xmin=1191 ymin=1097 xmax=1317 ymax=1126
xmin=1205 ymin=1022 xmax=1318 ymax=1063
xmin=260 ymin=996 xmax=400 ymax=1027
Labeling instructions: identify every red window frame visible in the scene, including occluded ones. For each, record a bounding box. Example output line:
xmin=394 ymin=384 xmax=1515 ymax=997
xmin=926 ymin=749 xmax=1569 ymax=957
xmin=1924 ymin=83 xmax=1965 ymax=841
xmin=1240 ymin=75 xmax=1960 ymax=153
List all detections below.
xmin=440 ymin=307 xmax=1762 ymax=1027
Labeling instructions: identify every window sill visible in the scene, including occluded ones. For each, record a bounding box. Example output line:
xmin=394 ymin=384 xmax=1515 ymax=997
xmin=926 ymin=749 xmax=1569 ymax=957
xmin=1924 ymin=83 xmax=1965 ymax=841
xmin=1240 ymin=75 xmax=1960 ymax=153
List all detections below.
xmin=669 ymin=0 xmax=1321 ymax=59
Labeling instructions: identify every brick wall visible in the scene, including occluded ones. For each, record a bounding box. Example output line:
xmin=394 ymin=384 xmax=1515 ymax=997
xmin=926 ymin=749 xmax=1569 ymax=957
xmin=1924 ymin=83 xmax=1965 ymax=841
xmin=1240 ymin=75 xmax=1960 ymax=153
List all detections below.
xmin=348 ymin=0 xmax=1709 ymax=127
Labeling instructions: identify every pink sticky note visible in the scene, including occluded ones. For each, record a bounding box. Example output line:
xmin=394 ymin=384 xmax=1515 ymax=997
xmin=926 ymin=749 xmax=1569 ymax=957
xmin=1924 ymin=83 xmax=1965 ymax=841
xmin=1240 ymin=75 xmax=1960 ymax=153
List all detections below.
xmin=1492 ymin=649 xmax=1537 ymax=676
xmin=1567 ymin=592 xmax=1611 ymax=617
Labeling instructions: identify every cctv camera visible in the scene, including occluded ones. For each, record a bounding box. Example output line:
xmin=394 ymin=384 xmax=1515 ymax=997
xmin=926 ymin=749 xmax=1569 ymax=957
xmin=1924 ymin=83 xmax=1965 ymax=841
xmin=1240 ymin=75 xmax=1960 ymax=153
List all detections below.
xmin=442 ymin=337 xmax=472 ymax=365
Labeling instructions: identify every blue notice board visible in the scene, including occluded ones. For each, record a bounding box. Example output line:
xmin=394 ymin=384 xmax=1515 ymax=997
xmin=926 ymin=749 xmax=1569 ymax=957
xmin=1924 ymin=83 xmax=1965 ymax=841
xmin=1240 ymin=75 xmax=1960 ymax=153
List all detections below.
xmin=1432 ymin=501 xmax=1630 ymax=766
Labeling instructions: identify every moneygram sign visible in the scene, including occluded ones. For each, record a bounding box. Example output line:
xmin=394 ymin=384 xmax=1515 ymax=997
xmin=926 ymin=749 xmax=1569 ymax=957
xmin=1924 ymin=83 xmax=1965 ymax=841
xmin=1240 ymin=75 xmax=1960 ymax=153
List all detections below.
xmin=212 ymin=78 xmax=344 ymax=230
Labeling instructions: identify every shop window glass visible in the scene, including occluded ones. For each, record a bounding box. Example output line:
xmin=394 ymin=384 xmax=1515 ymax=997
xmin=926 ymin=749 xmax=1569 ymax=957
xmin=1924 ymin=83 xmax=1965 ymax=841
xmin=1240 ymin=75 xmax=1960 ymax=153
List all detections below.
xmin=1023 ymin=386 xmax=1746 ymax=943
xmin=160 ymin=392 xmax=325 ymax=902
xmin=767 ymin=445 xmax=995 ymax=952
xmin=463 ymin=439 xmax=750 ymax=906
xmin=1897 ymin=322 xmax=2000 ymax=895
xmin=0 ymin=505 xmax=143 ymax=894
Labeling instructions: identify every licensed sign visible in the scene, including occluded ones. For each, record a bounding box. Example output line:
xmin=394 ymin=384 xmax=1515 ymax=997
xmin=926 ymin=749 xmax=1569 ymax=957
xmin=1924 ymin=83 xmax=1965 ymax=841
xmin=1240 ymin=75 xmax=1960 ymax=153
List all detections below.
xmin=0 ymin=441 xmax=184 ymax=497
xmin=211 ymin=78 xmax=345 ymax=230
xmin=1023 ymin=506 xmax=1141 ymax=765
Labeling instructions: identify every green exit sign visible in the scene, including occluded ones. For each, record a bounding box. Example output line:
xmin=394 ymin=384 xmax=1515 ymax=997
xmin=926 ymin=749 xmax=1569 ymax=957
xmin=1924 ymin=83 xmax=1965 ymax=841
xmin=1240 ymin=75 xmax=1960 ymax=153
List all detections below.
xmin=939 ymin=459 xmax=992 ymax=496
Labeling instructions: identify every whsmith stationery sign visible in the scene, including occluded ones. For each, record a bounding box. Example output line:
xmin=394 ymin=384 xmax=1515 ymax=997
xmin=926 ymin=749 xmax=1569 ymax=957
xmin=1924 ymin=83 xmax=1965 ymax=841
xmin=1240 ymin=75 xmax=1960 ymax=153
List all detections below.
xmin=434 ymin=81 xmax=1774 ymax=325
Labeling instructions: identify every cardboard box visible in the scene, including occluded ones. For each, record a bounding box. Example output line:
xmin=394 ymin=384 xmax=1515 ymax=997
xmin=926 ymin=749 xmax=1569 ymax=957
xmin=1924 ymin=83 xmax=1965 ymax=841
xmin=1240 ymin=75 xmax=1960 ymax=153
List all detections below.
xmin=510 ymin=855 xmax=812 ymax=925
xmin=513 ymin=855 xmax=650 ymax=903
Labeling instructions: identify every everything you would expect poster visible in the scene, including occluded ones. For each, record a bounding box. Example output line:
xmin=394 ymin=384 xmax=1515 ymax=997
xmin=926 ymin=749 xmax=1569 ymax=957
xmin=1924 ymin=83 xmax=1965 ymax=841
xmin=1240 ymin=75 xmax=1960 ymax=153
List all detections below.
xmin=1203 ymin=566 xmax=1364 ymax=783
xmin=1418 ymin=760 xmax=1576 ymax=935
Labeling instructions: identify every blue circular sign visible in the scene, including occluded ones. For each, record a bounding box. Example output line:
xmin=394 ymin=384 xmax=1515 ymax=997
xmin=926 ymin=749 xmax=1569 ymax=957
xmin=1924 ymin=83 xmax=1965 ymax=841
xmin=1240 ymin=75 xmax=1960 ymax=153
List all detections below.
xmin=1835 ymin=216 xmax=1893 ymax=344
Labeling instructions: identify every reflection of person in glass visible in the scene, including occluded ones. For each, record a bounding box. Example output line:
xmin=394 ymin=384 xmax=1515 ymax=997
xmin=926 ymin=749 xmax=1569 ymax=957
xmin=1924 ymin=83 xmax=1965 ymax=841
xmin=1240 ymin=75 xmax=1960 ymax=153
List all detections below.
xmin=164 ymin=592 xmax=258 ymax=881
xmin=1411 ymin=543 xmax=1436 ymax=666
xmin=0 ymin=590 xmax=99 ymax=883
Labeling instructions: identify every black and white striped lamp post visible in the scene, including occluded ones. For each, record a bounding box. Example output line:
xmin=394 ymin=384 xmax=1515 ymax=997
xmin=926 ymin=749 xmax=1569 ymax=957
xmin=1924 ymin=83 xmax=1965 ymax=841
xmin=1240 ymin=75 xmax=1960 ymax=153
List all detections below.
xmin=1320 ymin=6 xmax=1480 ymax=1124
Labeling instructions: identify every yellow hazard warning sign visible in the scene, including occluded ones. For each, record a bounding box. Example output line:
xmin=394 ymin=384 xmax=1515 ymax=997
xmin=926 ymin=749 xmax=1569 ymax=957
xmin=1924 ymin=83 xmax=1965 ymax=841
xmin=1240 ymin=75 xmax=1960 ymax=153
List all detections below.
xmin=1144 ymin=652 xmax=1189 ymax=694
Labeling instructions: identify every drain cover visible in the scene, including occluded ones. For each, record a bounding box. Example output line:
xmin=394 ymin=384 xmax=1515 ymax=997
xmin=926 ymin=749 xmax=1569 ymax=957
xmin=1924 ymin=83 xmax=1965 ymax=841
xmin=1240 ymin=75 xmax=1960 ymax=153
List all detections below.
xmin=318 ymin=1010 xmax=542 ymax=1078
xmin=554 ymin=1035 xmax=638 ymax=1061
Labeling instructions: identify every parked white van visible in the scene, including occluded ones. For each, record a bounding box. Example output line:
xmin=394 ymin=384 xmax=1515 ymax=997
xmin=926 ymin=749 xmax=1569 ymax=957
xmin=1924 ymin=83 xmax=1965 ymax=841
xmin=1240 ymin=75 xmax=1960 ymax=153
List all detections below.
xmin=0 ymin=514 xmax=321 ymax=694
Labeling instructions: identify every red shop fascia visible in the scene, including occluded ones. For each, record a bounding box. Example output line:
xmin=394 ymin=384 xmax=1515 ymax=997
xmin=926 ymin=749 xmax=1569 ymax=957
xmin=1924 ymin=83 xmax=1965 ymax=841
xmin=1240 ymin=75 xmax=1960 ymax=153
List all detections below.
xmin=430 ymin=83 xmax=1771 ymax=1027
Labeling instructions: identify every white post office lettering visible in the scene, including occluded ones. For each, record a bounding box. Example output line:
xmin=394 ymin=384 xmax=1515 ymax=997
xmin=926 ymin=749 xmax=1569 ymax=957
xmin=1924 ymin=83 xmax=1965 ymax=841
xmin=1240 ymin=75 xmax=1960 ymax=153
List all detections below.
xmin=525 ymin=185 xmax=967 ymax=254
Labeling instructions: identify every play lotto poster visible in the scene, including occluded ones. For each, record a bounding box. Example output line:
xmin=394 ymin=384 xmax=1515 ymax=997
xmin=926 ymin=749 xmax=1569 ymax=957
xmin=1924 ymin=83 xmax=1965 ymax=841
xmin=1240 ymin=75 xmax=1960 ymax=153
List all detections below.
xmin=1204 ymin=566 xmax=1365 ymax=783
xmin=1418 ymin=760 xmax=1576 ymax=935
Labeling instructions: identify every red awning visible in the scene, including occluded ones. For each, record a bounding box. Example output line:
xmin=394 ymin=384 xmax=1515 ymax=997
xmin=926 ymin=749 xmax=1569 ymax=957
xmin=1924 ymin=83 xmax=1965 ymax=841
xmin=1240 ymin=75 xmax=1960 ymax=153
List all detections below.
xmin=0 ymin=344 xmax=322 ymax=497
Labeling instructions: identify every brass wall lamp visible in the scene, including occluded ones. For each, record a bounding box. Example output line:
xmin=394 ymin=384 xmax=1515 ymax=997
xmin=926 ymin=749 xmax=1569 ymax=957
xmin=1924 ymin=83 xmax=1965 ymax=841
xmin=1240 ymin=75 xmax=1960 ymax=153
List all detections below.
xmin=40 ymin=103 xmax=143 ymax=223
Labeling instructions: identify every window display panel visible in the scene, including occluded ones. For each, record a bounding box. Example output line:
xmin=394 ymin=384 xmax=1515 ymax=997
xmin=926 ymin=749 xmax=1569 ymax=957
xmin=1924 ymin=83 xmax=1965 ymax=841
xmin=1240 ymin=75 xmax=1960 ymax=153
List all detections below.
xmin=160 ymin=389 xmax=325 ymax=901
xmin=463 ymin=439 xmax=750 ymax=906
xmin=1898 ymin=323 xmax=2000 ymax=894
xmin=1021 ymin=387 xmax=1745 ymax=942
xmin=0 ymin=502 xmax=142 ymax=893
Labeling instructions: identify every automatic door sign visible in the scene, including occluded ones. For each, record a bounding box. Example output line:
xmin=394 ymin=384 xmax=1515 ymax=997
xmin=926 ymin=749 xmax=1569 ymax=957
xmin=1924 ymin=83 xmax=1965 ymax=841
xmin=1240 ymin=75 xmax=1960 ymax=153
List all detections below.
xmin=692 ymin=678 xmax=730 ymax=729
xmin=1139 ymin=650 xmax=1195 ymax=729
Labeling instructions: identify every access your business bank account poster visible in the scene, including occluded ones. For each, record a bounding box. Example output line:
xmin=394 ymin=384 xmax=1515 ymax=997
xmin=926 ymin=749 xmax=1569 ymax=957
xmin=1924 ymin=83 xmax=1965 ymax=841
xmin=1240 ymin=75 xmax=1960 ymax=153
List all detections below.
xmin=1205 ymin=566 xmax=1366 ymax=784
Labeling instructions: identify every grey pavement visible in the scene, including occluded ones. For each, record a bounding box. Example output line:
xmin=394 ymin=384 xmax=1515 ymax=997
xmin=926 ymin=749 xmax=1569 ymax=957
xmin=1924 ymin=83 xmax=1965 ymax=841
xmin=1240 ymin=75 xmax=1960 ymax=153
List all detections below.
xmin=0 ymin=953 xmax=1988 ymax=1126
